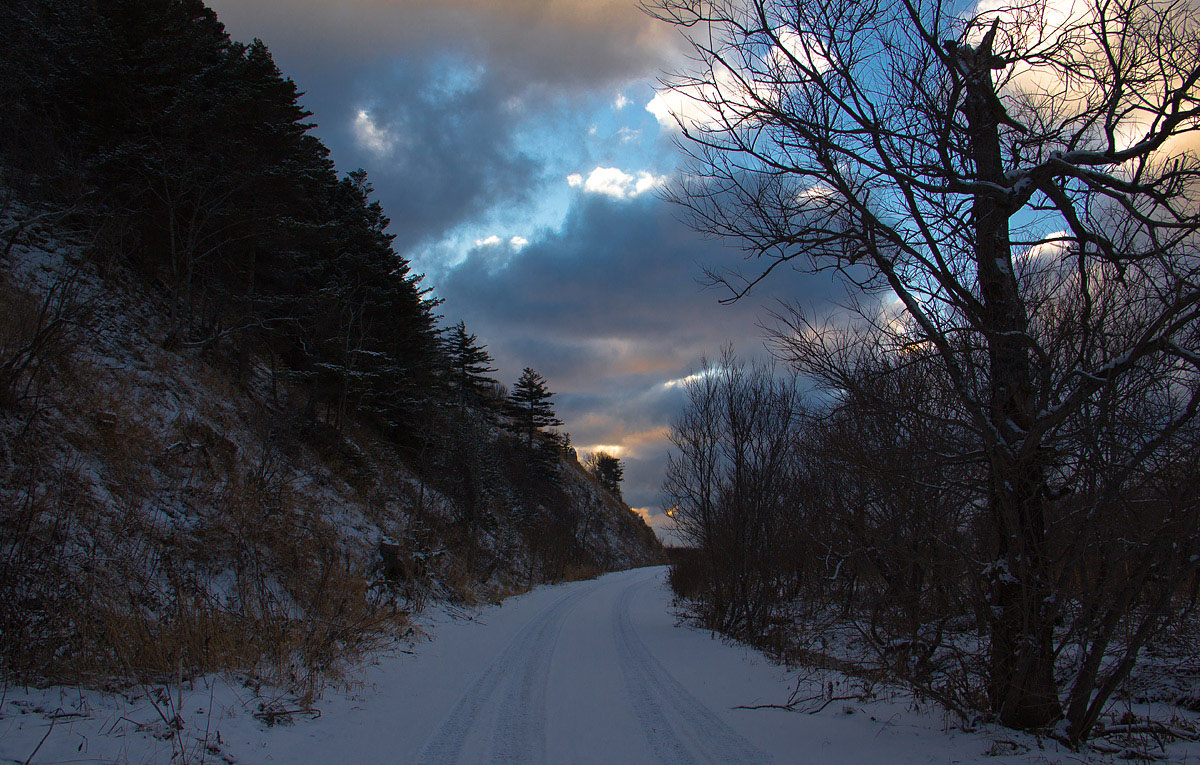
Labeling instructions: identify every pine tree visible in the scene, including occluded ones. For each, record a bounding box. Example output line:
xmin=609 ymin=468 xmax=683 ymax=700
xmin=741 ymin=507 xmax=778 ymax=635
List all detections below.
xmin=586 ymin=451 xmax=624 ymax=499
xmin=445 ymin=321 xmax=497 ymax=406
xmin=0 ymin=0 xmax=438 ymax=441
xmin=508 ymin=367 xmax=562 ymax=447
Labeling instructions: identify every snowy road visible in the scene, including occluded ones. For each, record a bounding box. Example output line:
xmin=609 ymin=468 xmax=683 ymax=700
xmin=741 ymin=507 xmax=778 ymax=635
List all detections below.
xmin=243 ymin=566 xmax=1029 ymax=764
xmin=415 ymin=568 xmax=766 ymax=765
xmin=255 ymin=566 xmax=781 ymax=764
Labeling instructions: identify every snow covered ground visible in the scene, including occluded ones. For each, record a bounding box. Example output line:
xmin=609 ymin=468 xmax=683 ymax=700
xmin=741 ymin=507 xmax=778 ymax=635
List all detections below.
xmin=4 ymin=566 xmax=1197 ymax=763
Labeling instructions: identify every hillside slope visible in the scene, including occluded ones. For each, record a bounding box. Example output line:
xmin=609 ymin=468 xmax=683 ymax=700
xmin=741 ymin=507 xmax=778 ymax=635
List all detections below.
xmin=0 ymin=217 xmax=661 ymax=690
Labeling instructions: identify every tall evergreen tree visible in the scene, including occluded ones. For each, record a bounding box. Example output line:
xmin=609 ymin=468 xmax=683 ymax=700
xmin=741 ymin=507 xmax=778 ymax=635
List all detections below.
xmin=508 ymin=367 xmax=562 ymax=447
xmin=445 ymin=321 xmax=497 ymax=406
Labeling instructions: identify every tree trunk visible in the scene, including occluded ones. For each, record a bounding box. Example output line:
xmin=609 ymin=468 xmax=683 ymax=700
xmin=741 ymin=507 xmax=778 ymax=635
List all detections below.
xmin=960 ymin=37 xmax=1062 ymax=729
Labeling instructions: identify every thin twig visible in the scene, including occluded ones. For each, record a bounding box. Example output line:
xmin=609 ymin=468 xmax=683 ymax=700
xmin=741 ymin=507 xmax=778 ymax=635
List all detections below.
xmin=23 ymin=708 xmax=59 ymax=765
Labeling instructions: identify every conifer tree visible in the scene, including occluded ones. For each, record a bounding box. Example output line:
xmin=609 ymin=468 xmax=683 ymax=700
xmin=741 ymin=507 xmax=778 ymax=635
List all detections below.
xmin=508 ymin=367 xmax=562 ymax=447
xmin=586 ymin=451 xmax=624 ymax=499
xmin=0 ymin=0 xmax=442 ymax=440
xmin=445 ymin=321 xmax=497 ymax=406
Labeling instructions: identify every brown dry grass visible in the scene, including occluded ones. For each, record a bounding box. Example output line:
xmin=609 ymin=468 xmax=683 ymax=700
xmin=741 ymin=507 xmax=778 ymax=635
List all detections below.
xmin=0 ymin=441 xmax=407 ymax=694
xmin=0 ymin=271 xmax=83 ymax=412
xmin=0 ymin=276 xmax=407 ymax=696
xmin=60 ymin=371 xmax=162 ymax=501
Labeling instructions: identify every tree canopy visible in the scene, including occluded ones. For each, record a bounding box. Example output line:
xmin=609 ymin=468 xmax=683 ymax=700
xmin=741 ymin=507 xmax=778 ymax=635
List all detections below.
xmin=445 ymin=321 xmax=498 ymax=405
xmin=586 ymin=451 xmax=625 ymax=499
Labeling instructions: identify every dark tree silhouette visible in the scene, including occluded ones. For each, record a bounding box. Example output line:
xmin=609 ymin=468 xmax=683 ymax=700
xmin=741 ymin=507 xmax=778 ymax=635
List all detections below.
xmin=648 ymin=0 xmax=1200 ymax=736
xmin=445 ymin=321 xmax=498 ymax=406
xmin=508 ymin=367 xmax=563 ymax=448
xmin=586 ymin=451 xmax=625 ymax=499
xmin=0 ymin=0 xmax=442 ymax=438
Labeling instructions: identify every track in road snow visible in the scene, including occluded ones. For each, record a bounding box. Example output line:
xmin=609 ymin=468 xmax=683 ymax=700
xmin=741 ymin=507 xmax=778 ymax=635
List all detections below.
xmin=612 ymin=578 xmax=769 ymax=765
xmin=418 ymin=582 xmax=597 ymax=764
xmin=417 ymin=568 xmax=766 ymax=764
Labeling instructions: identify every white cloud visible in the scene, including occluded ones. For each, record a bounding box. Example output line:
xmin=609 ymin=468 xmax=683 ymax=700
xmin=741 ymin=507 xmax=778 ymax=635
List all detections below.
xmin=632 ymin=172 xmax=663 ymax=196
xmin=352 ymin=109 xmax=396 ymax=156
xmin=568 ymin=166 xmax=667 ymax=200
xmin=662 ymin=367 xmax=720 ymax=389
xmin=774 ymin=30 xmax=833 ymax=75
xmin=475 ymin=234 xmax=529 ymax=251
xmin=646 ymin=87 xmax=704 ymax=131
xmin=662 ymin=371 xmax=702 ymax=389
xmin=579 ymin=444 xmax=627 ymax=459
xmin=617 ymin=126 xmax=641 ymax=143
xmin=582 ymin=167 xmax=633 ymax=198
xmin=794 ymin=182 xmax=837 ymax=204
xmin=645 ymin=68 xmax=748 ymax=132
xmin=613 ymin=93 xmax=631 ymax=110
xmin=1019 ymin=231 xmax=1070 ymax=261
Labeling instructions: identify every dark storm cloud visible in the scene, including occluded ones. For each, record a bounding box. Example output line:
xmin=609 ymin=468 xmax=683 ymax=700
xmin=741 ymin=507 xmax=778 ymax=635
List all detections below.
xmin=208 ymin=0 xmax=685 ymax=91
xmin=440 ymin=193 xmax=839 ymax=389
xmin=237 ymin=47 xmax=540 ymax=249
xmin=349 ymin=66 xmax=540 ymax=246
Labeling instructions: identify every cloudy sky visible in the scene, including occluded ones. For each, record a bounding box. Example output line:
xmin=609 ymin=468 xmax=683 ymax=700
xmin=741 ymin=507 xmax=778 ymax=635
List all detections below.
xmin=207 ymin=0 xmax=838 ymax=541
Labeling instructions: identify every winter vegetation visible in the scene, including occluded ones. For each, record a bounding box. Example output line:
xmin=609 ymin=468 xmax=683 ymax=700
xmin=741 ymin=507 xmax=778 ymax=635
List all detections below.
xmin=0 ymin=0 xmax=659 ymax=711
xmin=652 ymin=0 xmax=1200 ymax=751
xmin=6 ymin=0 xmax=1200 ymax=759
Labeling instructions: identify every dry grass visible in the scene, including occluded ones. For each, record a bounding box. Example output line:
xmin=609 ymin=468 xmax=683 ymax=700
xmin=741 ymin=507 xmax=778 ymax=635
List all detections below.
xmin=0 ymin=279 xmax=407 ymax=697
xmin=0 ymin=442 xmax=408 ymax=695
xmin=0 ymin=270 xmax=84 ymax=413
xmin=60 ymin=374 xmax=162 ymax=501
xmin=559 ymin=563 xmax=605 ymax=583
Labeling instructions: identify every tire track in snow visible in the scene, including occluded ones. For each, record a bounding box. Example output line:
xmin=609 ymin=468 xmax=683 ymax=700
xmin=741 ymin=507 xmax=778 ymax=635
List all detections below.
xmin=612 ymin=579 xmax=692 ymax=764
xmin=490 ymin=586 xmax=575 ymax=765
xmin=613 ymin=576 xmax=770 ymax=765
xmin=417 ymin=582 xmax=594 ymax=764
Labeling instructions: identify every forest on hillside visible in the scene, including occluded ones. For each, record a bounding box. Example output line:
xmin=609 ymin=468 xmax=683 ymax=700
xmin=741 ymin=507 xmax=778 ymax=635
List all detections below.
xmin=0 ymin=0 xmax=658 ymax=692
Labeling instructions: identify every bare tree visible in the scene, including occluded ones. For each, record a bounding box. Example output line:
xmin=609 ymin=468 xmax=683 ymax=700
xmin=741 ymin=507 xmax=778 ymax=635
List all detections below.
xmin=663 ymin=350 xmax=809 ymax=638
xmin=648 ymin=0 xmax=1200 ymax=736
